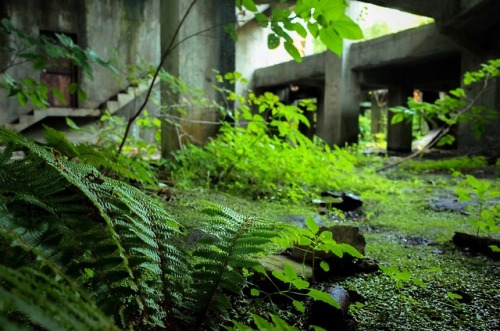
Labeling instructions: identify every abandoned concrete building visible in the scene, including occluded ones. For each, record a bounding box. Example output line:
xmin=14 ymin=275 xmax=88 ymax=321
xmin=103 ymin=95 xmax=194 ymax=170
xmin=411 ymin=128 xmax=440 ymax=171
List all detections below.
xmin=1 ymin=0 xmax=499 ymax=156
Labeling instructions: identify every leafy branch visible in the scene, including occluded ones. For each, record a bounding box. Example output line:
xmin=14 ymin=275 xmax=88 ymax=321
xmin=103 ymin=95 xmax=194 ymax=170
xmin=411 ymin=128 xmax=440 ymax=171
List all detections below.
xmin=378 ymin=58 xmax=500 ymax=172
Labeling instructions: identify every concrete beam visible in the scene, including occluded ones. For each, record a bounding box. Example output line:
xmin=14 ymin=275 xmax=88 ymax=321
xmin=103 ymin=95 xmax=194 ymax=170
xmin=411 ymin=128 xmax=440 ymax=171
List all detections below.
xmin=253 ymin=53 xmax=326 ymax=88
xmin=255 ymin=0 xmax=450 ymax=18
xmin=349 ymin=23 xmax=459 ymax=70
xmin=356 ymin=0 xmax=451 ymax=18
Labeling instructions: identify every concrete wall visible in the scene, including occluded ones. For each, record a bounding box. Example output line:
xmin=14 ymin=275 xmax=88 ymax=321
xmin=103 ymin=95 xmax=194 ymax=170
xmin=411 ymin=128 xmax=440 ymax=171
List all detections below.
xmin=236 ymin=18 xmax=307 ymax=98
xmin=161 ymin=0 xmax=235 ymax=156
xmin=0 ymin=0 xmax=160 ymax=125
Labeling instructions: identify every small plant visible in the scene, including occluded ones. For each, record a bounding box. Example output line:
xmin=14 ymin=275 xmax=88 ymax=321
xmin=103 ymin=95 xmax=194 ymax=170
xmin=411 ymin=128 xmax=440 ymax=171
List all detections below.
xmin=294 ymin=216 xmax=364 ymax=280
xmin=455 ymin=174 xmax=500 ymax=237
xmin=249 ymin=262 xmax=340 ymax=314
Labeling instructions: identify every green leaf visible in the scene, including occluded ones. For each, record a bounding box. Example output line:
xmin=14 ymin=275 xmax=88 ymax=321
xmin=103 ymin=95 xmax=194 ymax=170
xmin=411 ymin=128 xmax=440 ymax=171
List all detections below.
xmin=319 ymin=28 xmax=343 ymax=56
xmin=253 ymin=315 xmax=272 ymax=329
xmin=412 ymin=278 xmax=426 ymax=287
xmin=316 ymin=0 xmax=346 ymax=23
xmin=308 ymin=22 xmax=319 ymax=38
xmin=437 ymin=134 xmax=455 ymax=146
xmin=283 ymin=263 xmax=297 ymax=280
xmin=284 ymin=41 xmax=302 ymax=62
xmin=65 ymin=117 xmax=80 ymax=130
xmin=333 ymin=15 xmax=364 ymax=40
xmin=292 ymin=278 xmax=310 ymax=290
xmin=242 ymin=0 xmax=258 ymax=12
xmin=447 ymin=291 xmax=463 ymax=300
xmin=267 ymin=33 xmax=280 ymax=49
xmin=305 ymin=216 xmax=320 ymax=234
xmin=51 ymin=87 xmax=66 ymax=104
xmin=339 ymin=243 xmax=364 ymax=258
xmin=77 ymin=87 xmax=87 ymax=101
xmin=17 ymin=92 xmax=28 ymax=106
xmin=293 ymin=300 xmax=306 ymax=313
xmin=320 ymin=261 xmax=330 ymax=272
xmin=308 ymin=289 xmax=340 ymax=309
xmin=250 ymin=288 xmax=260 ymax=297
xmin=272 ymin=270 xmax=289 ymax=283
xmin=293 ymin=22 xmax=308 ymax=38
xmin=255 ymin=13 xmax=268 ymax=28
xmin=489 ymin=245 xmax=500 ymax=252
xmin=450 ymin=88 xmax=466 ymax=98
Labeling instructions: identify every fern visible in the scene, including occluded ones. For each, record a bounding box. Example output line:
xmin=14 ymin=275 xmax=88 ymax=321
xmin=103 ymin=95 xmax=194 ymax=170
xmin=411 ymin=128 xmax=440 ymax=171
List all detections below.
xmin=44 ymin=125 xmax=157 ymax=186
xmin=0 ymin=265 xmax=117 ymax=330
xmin=187 ymin=203 xmax=281 ymax=330
xmin=0 ymin=128 xmax=189 ymax=329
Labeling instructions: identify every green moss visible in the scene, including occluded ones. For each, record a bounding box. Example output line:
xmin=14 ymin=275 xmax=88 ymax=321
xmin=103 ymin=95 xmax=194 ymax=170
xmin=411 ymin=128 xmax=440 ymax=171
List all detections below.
xmin=403 ymin=156 xmax=489 ymax=173
xmin=164 ymin=153 xmax=499 ymax=331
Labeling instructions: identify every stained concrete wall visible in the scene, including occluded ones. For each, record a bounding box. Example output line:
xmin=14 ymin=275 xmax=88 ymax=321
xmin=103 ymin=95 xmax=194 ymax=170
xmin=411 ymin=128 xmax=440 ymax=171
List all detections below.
xmin=160 ymin=0 xmax=235 ymax=156
xmin=0 ymin=0 xmax=160 ymax=125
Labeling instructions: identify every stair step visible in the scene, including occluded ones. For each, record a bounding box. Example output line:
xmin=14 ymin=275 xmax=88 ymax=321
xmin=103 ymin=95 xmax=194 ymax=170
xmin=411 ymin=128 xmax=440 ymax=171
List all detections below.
xmin=117 ymin=93 xmax=134 ymax=105
xmin=106 ymin=101 xmax=119 ymax=113
xmin=8 ymin=79 xmax=157 ymax=132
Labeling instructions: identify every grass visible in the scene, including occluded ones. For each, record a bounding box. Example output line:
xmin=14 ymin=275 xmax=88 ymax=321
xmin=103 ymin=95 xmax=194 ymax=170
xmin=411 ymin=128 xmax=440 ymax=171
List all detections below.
xmin=163 ymin=155 xmax=499 ymax=330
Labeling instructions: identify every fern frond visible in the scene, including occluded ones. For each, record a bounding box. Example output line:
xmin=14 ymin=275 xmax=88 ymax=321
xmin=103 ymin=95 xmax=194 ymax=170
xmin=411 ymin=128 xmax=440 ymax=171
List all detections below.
xmin=44 ymin=126 xmax=156 ymax=186
xmin=188 ymin=203 xmax=282 ymax=330
xmin=0 ymin=128 xmax=190 ymax=329
xmin=0 ymin=265 xmax=117 ymax=331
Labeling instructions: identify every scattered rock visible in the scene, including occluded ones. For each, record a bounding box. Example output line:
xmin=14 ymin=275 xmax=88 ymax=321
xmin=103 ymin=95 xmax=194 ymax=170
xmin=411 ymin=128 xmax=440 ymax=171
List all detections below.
xmin=399 ymin=235 xmax=431 ymax=246
xmin=308 ymin=285 xmax=357 ymax=331
xmin=452 ymin=232 xmax=500 ymax=259
xmin=427 ymin=197 xmax=473 ymax=213
xmin=319 ymin=192 xmax=363 ymax=211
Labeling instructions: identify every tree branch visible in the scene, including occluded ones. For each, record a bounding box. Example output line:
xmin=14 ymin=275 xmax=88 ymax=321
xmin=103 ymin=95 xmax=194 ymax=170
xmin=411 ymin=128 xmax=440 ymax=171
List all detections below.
xmin=117 ymin=0 xmax=199 ymax=155
xmin=377 ymin=76 xmax=492 ymax=172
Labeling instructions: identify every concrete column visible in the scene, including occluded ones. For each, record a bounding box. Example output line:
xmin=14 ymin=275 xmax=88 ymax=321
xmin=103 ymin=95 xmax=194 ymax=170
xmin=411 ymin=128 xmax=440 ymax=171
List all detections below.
xmin=387 ymin=87 xmax=413 ymax=153
xmin=370 ymin=91 xmax=385 ymax=135
xmin=318 ymin=44 xmax=360 ymax=147
xmin=160 ymin=0 xmax=235 ymax=158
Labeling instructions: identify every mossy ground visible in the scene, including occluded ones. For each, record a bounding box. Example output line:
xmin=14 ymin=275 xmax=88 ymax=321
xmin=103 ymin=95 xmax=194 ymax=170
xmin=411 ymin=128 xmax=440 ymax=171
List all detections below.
xmin=163 ymin=156 xmax=499 ymax=330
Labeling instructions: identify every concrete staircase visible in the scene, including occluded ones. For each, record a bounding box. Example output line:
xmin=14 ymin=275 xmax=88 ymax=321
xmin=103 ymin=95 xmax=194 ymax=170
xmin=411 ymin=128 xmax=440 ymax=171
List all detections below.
xmin=6 ymin=79 xmax=156 ymax=132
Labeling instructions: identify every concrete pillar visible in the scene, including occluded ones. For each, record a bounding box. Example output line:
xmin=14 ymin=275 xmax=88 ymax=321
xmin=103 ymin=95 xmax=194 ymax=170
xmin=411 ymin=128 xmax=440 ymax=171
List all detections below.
xmin=160 ymin=0 xmax=235 ymax=158
xmin=318 ymin=44 xmax=360 ymax=147
xmin=370 ymin=91 xmax=384 ymax=135
xmin=387 ymin=87 xmax=413 ymax=153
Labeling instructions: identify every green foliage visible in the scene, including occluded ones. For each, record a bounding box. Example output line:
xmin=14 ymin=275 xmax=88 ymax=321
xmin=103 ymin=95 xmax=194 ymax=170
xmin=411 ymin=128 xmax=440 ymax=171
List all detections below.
xmin=389 ymin=59 xmax=500 ymax=145
xmin=0 ymin=128 xmax=188 ymax=329
xmin=44 ymin=125 xmax=157 ymax=186
xmin=0 ymin=18 xmax=115 ymax=109
xmin=455 ymin=174 xmax=500 ymax=236
xmin=187 ymin=203 xmax=282 ymax=329
xmin=1 ymin=128 xmax=299 ymax=329
xmin=235 ymin=0 xmax=363 ymax=60
xmin=0 ymin=265 xmax=117 ymax=331
xmin=169 ymin=73 xmax=370 ymax=203
xmin=379 ymin=265 xmax=426 ymax=289
xmin=294 ymin=216 xmax=363 ymax=279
